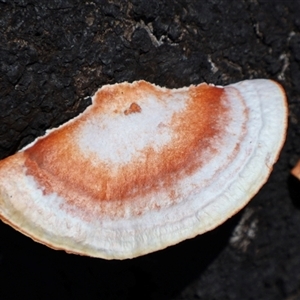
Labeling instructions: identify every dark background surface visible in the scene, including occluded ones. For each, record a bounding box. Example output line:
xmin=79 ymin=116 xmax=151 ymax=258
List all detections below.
xmin=0 ymin=1 xmax=300 ymax=299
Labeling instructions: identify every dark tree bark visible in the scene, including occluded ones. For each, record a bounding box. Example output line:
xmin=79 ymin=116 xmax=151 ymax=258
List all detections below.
xmin=0 ymin=1 xmax=300 ymax=299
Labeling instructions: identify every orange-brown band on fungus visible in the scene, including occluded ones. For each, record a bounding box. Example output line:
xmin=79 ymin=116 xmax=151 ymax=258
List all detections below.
xmin=24 ymin=83 xmax=229 ymax=218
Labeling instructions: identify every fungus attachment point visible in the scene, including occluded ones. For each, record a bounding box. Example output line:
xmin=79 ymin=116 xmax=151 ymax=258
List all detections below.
xmin=0 ymin=79 xmax=287 ymax=259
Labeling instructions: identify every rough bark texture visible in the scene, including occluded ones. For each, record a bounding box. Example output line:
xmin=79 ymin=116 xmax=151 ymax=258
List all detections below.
xmin=0 ymin=1 xmax=300 ymax=299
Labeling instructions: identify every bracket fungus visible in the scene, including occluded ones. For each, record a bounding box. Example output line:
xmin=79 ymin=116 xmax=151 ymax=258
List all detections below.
xmin=0 ymin=79 xmax=287 ymax=259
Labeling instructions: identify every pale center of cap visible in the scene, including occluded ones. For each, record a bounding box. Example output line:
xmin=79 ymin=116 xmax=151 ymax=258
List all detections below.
xmin=76 ymin=92 xmax=187 ymax=165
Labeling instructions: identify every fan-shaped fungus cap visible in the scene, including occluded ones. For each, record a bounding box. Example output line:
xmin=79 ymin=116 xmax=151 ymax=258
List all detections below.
xmin=0 ymin=79 xmax=287 ymax=259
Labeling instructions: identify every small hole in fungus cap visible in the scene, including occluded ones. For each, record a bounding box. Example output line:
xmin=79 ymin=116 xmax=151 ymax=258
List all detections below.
xmin=124 ymin=102 xmax=142 ymax=115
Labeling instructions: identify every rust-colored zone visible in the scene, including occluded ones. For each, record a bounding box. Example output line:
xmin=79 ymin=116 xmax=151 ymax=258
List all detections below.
xmin=24 ymin=82 xmax=229 ymax=217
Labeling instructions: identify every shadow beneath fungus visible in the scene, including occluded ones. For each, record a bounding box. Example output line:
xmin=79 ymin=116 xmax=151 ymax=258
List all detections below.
xmin=0 ymin=213 xmax=241 ymax=300
xmin=287 ymin=174 xmax=300 ymax=210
